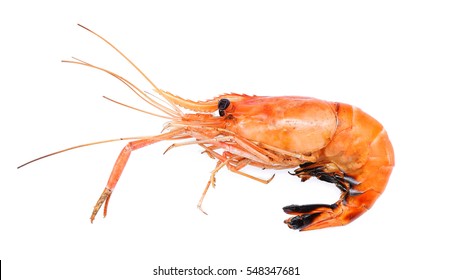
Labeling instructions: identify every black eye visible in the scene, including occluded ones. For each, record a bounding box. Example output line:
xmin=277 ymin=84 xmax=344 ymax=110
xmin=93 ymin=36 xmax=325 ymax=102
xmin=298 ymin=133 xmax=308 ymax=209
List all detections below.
xmin=218 ymin=98 xmax=230 ymax=117
xmin=218 ymin=99 xmax=230 ymax=110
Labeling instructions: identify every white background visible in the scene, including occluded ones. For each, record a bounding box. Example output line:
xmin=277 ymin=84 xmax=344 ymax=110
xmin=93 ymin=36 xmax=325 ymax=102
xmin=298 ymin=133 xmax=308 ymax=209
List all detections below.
xmin=1 ymin=0 xmax=450 ymax=279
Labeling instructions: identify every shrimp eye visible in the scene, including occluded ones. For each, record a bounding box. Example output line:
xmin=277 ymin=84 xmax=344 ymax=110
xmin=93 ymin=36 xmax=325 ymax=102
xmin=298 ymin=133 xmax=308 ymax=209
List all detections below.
xmin=218 ymin=98 xmax=230 ymax=110
xmin=218 ymin=98 xmax=230 ymax=117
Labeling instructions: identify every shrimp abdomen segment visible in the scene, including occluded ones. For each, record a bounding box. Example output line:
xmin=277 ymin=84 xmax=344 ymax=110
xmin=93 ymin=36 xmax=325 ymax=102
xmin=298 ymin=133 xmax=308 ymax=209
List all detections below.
xmin=326 ymin=104 xmax=394 ymax=197
xmin=284 ymin=103 xmax=394 ymax=231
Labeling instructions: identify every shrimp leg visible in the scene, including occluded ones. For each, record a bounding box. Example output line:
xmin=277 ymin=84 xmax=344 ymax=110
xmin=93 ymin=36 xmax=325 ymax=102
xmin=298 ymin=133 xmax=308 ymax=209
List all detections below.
xmin=90 ymin=130 xmax=184 ymax=223
xmin=196 ymin=154 xmax=275 ymax=214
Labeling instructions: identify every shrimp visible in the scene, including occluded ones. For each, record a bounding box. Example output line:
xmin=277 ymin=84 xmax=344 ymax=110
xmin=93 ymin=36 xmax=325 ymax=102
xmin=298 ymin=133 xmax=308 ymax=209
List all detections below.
xmin=18 ymin=25 xmax=394 ymax=231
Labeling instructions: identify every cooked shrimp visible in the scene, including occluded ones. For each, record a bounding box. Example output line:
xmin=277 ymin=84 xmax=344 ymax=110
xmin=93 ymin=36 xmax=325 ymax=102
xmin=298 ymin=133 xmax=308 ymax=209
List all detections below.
xmin=19 ymin=25 xmax=394 ymax=231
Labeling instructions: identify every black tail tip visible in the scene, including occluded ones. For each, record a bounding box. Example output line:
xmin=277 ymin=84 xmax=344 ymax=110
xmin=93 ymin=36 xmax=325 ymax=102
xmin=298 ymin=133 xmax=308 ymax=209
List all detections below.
xmin=285 ymin=213 xmax=321 ymax=230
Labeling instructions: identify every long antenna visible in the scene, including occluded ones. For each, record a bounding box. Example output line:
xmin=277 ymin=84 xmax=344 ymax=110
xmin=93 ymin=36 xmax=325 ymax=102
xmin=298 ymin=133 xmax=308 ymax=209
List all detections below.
xmin=18 ymin=25 xmax=182 ymax=169
xmin=76 ymin=24 xmax=161 ymax=98
xmin=17 ymin=136 xmax=146 ymax=169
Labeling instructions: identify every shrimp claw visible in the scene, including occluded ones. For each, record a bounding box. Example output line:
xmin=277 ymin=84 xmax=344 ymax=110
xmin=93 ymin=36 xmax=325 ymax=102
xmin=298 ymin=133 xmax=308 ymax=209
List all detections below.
xmin=91 ymin=188 xmax=112 ymax=223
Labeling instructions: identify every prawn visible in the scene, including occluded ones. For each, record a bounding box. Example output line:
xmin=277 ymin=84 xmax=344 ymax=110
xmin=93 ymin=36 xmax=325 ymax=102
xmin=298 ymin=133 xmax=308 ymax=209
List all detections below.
xmin=18 ymin=25 xmax=394 ymax=231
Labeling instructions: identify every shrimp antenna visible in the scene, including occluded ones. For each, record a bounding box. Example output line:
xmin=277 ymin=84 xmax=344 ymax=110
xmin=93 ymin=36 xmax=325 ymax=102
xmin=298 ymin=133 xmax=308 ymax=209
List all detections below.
xmin=17 ymin=136 xmax=145 ymax=169
xmin=18 ymin=26 xmax=184 ymax=169
xmin=102 ymin=96 xmax=164 ymax=117
xmin=76 ymin=24 xmax=161 ymax=95
xmin=74 ymin=24 xmax=181 ymax=115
